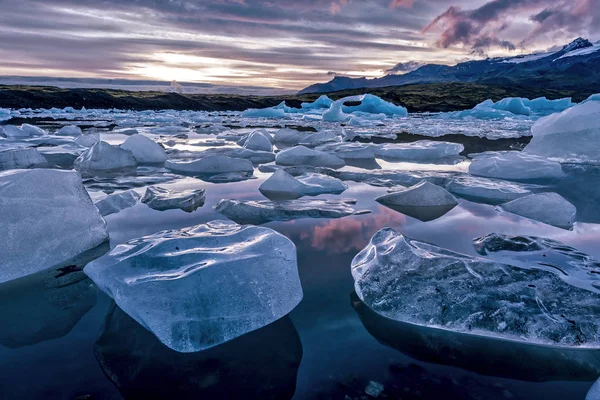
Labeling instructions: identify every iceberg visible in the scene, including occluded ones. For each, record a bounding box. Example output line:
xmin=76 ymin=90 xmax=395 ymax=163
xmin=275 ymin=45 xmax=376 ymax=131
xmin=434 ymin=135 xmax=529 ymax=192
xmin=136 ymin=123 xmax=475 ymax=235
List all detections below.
xmin=241 ymin=107 xmax=287 ymax=118
xmin=273 ymin=128 xmax=310 ymax=146
xmin=172 ymin=147 xmax=275 ymax=164
xmin=95 ymin=190 xmax=141 ymax=216
xmin=298 ymin=131 xmax=340 ymax=148
xmin=1 ymin=124 xmax=46 ymax=138
xmin=0 ymin=148 xmax=48 ymax=170
xmin=316 ymin=142 xmax=378 ymax=160
xmin=0 ymin=169 xmax=108 ymax=284
xmin=524 ymin=101 xmax=600 ymax=164
xmin=352 ymin=228 xmax=600 ymax=347
xmin=469 ymin=151 xmax=565 ymax=181
xmin=583 ymin=93 xmax=600 ymax=103
xmin=443 ymin=97 xmax=573 ymax=119
xmin=37 ymin=144 xmax=85 ymax=169
xmin=499 ymin=192 xmax=576 ymax=229
xmin=259 ymin=169 xmax=347 ymax=200
xmin=276 ymin=146 xmax=345 ymax=169
xmin=55 ymin=125 xmax=83 ymax=137
xmin=120 ymin=134 xmax=168 ymax=164
xmin=317 ymin=167 xmax=455 ymax=188
xmin=446 ymin=175 xmax=535 ymax=204
xmin=74 ymin=132 xmax=100 ymax=148
xmin=214 ymin=198 xmax=359 ymax=224
xmin=165 ymin=155 xmax=254 ymax=176
xmin=74 ymin=141 xmax=137 ymax=173
xmin=341 ymin=94 xmax=408 ymax=117
xmin=142 ymin=186 xmax=206 ymax=212
xmin=84 ymin=220 xmax=303 ymax=352
xmin=301 ymin=95 xmax=333 ymax=110
xmin=241 ymin=130 xmax=273 ymax=152
xmin=375 ymin=141 xmax=464 ymax=162
xmin=474 ymin=233 xmax=600 ymax=294
xmin=376 ymin=181 xmax=458 ymax=221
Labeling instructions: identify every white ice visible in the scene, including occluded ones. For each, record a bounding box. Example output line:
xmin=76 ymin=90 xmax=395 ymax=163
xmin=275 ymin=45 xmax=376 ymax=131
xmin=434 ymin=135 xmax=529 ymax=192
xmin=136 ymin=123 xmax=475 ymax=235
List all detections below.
xmin=95 ymin=190 xmax=141 ymax=216
xmin=469 ymin=151 xmax=565 ymax=181
xmin=120 ymin=134 xmax=168 ymax=164
xmin=499 ymin=192 xmax=576 ymax=229
xmin=74 ymin=141 xmax=138 ymax=173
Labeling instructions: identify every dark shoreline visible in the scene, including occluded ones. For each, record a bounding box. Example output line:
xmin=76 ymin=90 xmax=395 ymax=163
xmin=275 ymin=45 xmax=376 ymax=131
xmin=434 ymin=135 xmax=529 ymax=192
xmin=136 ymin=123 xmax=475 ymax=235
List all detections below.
xmin=0 ymin=82 xmax=589 ymax=114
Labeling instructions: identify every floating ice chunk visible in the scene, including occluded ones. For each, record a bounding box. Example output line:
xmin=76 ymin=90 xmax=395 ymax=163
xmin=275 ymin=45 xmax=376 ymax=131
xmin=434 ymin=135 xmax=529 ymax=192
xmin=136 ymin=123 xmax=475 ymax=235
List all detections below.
xmin=214 ymin=198 xmax=359 ymax=224
xmin=95 ymin=190 xmax=141 ymax=216
xmin=241 ymin=107 xmax=287 ymax=118
xmin=469 ymin=151 xmax=565 ymax=181
xmin=442 ymin=97 xmax=573 ymax=120
xmin=318 ymin=168 xmax=455 ymax=188
xmin=376 ymin=181 xmax=458 ymax=221
xmin=474 ymin=233 xmax=600 ymax=294
xmin=74 ymin=132 xmax=100 ymax=147
xmin=84 ymin=220 xmax=303 ymax=352
xmin=172 ymin=147 xmax=275 ymax=164
xmin=0 ymin=169 xmax=108 ymax=284
xmin=375 ymin=141 xmax=464 ymax=162
xmin=316 ymin=142 xmax=378 ymax=160
xmin=165 ymin=155 xmax=254 ymax=176
xmin=56 ymin=125 xmax=82 ymax=136
xmin=587 ymin=377 xmax=600 ymax=400
xmin=446 ymin=175 xmax=534 ymax=204
xmin=0 ymin=108 xmax=10 ymax=122
xmin=323 ymin=98 xmax=351 ymax=122
xmin=273 ymin=128 xmax=310 ymax=146
xmin=259 ymin=169 xmax=347 ymax=200
xmin=490 ymin=98 xmax=531 ymax=116
xmin=341 ymin=94 xmax=408 ymax=117
xmin=301 ymin=95 xmax=333 ymax=110
xmin=526 ymin=97 xmax=573 ymax=113
xmin=142 ymin=186 xmax=206 ymax=212
xmin=352 ymin=228 xmax=600 ymax=347
xmin=1 ymin=124 xmax=46 ymax=138
xmin=583 ymin=94 xmax=600 ymax=103
xmin=74 ymin=141 xmax=137 ymax=173
xmin=276 ymin=146 xmax=345 ymax=169
xmin=0 ymin=148 xmax=47 ymax=170
xmin=298 ymin=131 xmax=340 ymax=148
xmin=120 ymin=134 xmax=168 ymax=164
xmin=243 ymin=130 xmax=273 ymax=152
xmin=37 ymin=144 xmax=85 ymax=168
xmin=524 ymin=101 xmax=600 ymax=164
xmin=500 ymin=192 xmax=576 ymax=229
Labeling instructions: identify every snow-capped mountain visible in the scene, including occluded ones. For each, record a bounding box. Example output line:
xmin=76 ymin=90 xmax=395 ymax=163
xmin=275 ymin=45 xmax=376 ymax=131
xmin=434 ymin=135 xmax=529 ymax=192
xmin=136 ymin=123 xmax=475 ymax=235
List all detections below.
xmin=299 ymin=38 xmax=600 ymax=94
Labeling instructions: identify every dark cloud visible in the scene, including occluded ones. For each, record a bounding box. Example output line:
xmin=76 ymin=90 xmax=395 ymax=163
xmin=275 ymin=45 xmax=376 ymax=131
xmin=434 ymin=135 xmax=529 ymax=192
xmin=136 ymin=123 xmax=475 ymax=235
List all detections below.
xmin=424 ymin=0 xmax=599 ymax=52
xmin=385 ymin=61 xmax=424 ymax=74
xmin=0 ymin=0 xmax=598 ymax=89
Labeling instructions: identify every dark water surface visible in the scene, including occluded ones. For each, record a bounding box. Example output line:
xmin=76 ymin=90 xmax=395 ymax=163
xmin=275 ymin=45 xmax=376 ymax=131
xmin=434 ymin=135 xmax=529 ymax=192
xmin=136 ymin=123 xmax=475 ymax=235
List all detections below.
xmin=1 ymin=173 xmax=600 ymax=399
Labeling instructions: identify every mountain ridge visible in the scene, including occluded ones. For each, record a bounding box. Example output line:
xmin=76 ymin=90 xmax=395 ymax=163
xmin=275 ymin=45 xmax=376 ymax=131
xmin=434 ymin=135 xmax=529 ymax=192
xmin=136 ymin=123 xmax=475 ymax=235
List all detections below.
xmin=299 ymin=38 xmax=600 ymax=95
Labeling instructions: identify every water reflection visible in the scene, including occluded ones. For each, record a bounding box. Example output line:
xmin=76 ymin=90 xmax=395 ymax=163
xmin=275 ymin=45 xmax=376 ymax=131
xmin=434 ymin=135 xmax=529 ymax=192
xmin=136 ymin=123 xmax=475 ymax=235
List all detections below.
xmin=352 ymin=292 xmax=600 ymax=382
xmin=0 ymin=243 xmax=108 ymax=348
xmin=95 ymin=304 xmax=303 ymax=400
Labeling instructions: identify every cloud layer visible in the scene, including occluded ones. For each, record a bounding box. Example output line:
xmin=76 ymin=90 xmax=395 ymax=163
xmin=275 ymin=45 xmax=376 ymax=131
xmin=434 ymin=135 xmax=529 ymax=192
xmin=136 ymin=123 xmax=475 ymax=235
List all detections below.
xmin=0 ymin=0 xmax=598 ymax=89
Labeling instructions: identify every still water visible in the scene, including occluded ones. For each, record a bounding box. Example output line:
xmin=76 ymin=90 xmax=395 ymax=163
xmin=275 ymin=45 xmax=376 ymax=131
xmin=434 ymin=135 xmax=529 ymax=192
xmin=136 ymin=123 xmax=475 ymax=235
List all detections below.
xmin=1 ymin=166 xmax=599 ymax=399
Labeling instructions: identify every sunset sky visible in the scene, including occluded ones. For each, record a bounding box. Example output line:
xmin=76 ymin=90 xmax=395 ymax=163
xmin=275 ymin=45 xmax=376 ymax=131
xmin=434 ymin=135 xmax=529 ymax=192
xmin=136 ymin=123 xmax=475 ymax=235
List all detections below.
xmin=1 ymin=0 xmax=598 ymax=89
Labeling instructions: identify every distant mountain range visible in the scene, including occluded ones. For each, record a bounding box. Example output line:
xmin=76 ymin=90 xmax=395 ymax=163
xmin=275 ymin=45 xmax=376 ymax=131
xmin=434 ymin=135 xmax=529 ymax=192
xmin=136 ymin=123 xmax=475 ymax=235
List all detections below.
xmin=299 ymin=38 xmax=600 ymax=95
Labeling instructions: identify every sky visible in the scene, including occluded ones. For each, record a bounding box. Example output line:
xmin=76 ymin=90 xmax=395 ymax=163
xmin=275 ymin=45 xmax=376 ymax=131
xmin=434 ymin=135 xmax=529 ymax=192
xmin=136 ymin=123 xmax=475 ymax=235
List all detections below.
xmin=0 ymin=0 xmax=598 ymax=90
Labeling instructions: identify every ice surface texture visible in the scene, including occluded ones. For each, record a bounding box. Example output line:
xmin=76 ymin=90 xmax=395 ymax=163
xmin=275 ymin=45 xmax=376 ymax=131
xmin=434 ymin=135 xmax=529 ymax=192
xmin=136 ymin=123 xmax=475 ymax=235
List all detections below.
xmin=95 ymin=190 xmax=141 ymax=216
xmin=0 ymin=169 xmax=108 ymax=283
xmin=165 ymin=155 xmax=254 ymax=176
xmin=259 ymin=169 xmax=347 ymax=200
xmin=276 ymin=146 xmax=345 ymax=169
xmin=74 ymin=141 xmax=137 ymax=172
xmin=0 ymin=148 xmax=47 ymax=170
xmin=352 ymin=228 xmax=600 ymax=347
xmin=525 ymin=101 xmax=600 ymax=164
xmin=376 ymin=181 xmax=458 ymax=221
xmin=120 ymin=134 xmax=168 ymax=164
xmin=375 ymin=141 xmax=464 ymax=161
xmin=469 ymin=151 xmax=565 ymax=181
xmin=142 ymin=186 xmax=206 ymax=212
xmin=446 ymin=175 xmax=534 ymax=204
xmin=215 ymin=198 xmax=358 ymax=224
xmin=84 ymin=220 xmax=303 ymax=353
xmin=500 ymin=192 xmax=576 ymax=229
